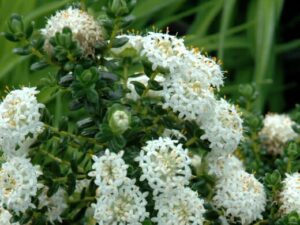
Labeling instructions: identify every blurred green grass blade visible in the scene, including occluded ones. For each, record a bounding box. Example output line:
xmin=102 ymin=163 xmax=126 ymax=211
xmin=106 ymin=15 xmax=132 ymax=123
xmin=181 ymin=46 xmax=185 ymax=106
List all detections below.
xmin=24 ymin=0 xmax=72 ymax=23
xmin=188 ymin=0 xmax=222 ymax=37
xmin=156 ymin=4 xmax=204 ymax=29
xmin=133 ymin=0 xmax=183 ymax=20
xmin=132 ymin=0 xmax=184 ymax=29
xmin=253 ymin=0 xmax=284 ymax=112
xmin=185 ymin=22 xmax=254 ymax=47
xmin=0 ymin=57 xmax=29 ymax=79
xmin=276 ymin=39 xmax=300 ymax=54
xmin=218 ymin=0 xmax=236 ymax=60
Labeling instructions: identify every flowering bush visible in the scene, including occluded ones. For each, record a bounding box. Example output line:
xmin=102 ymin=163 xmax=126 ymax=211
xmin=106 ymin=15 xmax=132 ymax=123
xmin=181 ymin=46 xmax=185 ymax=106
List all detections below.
xmin=1 ymin=1 xmax=300 ymax=224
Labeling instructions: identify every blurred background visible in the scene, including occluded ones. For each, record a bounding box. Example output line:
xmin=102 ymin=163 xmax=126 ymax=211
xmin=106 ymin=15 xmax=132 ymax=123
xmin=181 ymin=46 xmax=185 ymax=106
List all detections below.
xmin=0 ymin=0 xmax=299 ymax=114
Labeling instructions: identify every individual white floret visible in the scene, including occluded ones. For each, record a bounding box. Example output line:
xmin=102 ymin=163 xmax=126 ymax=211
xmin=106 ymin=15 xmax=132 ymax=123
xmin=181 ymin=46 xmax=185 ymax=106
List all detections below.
xmin=0 ymin=87 xmax=44 ymax=157
xmin=213 ymin=170 xmax=266 ymax=225
xmin=38 ymin=187 xmax=68 ymax=224
xmin=92 ymin=178 xmax=149 ymax=225
xmin=136 ymin=137 xmax=191 ymax=195
xmin=200 ymin=98 xmax=243 ymax=154
xmin=162 ymin=128 xmax=187 ymax=141
xmin=0 ymin=157 xmax=42 ymax=214
xmin=279 ymin=173 xmax=300 ymax=215
xmin=259 ymin=113 xmax=298 ymax=155
xmin=161 ymin=68 xmax=216 ymax=121
xmin=0 ymin=207 xmax=19 ymax=225
xmin=185 ymin=48 xmax=224 ymax=90
xmin=152 ymin=187 xmax=205 ymax=225
xmin=141 ymin=32 xmax=188 ymax=72
xmin=205 ymin=151 xmax=244 ymax=177
xmin=89 ymin=149 xmax=128 ymax=189
xmin=41 ymin=7 xmax=104 ymax=56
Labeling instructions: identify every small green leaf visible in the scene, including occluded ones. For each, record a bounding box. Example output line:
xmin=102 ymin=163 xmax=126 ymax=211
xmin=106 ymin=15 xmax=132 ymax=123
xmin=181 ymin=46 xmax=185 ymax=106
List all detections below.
xmin=30 ymin=61 xmax=48 ymax=71
xmin=67 ymin=173 xmax=76 ymax=195
xmin=111 ymin=37 xmax=129 ymax=48
xmin=131 ymin=81 xmax=146 ymax=96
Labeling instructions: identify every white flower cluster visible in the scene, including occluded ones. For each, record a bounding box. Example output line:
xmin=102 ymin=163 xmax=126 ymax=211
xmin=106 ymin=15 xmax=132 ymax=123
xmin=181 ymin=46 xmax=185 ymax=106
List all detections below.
xmin=41 ymin=7 xmax=104 ymax=56
xmin=152 ymin=187 xmax=205 ymax=225
xmin=0 ymin=206 xmax=19 ymax=225
xmin=90 ymin=149 xmax=149 ymax=225
xmin=136 ymin=137 xmax=206 ymax=225
xmin=0 ymin=88 xmax=44 ymax=221
xmin=0 ymin=87 xmax=44 ymax=157
xmin=116 ymin=32 xmax=243 ymax=154
xmin=205 ymin=151 xmax=244 ymax=177
xmin=280 ymin=173 xmax=300 ymax=215
xmin=0 ymin=207 xmax=19 ymax=225
xmin=213 ymin=170 xmax=266 ymax=225
xmin=259 ymin=113 xmax=298 ymax=155
xmin=136 ymin=137 xmax=191 ymax=194
xmin=0 ymin=157 xmax=42 ymax=214
xmin=38 ymin=187 xmax=68 ymax=224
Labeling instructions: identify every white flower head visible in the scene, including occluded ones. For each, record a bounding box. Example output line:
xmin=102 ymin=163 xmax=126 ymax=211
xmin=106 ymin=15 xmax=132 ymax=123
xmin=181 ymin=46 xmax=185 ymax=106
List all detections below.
xmin=92 ymin=178 xmax=149 ymax=225
xmin=205 ymin=151 xmax=244 ymax=177
xmin=152 ymin=187 xmax=205 ymax=225
xmin=41 ymin=7 xmax=104 ymax=56
xmin=0 ymin=157 xmax=42 ymax=214
xmin=0 ymin=207 xmax=19 ymax=225
xmin=161 ymin=68 xmax=216 ymax=121
xmin=38 ymin=187 xmax=68 ymax=224
xmin=141 ymin=32 xmax=188 ymax=72
xmin=89 ymin=149 xmax=128 ymax=189
xmin=136 ymin=137 xmax=191 ymax=195
xmin=185 ymin=48 xmax=224 ymax=90
xmin=259 ymin=113 xmax=298 ymax=155
xmin=280 ymin=173 xmax=300 ymax=215
xmin=213 ymin=170 xmax=266 ymax=225
xmin=0 ymin=87 xmax=44 ymax=157
xmin=201 ymin=99 xmax=243 ymax=154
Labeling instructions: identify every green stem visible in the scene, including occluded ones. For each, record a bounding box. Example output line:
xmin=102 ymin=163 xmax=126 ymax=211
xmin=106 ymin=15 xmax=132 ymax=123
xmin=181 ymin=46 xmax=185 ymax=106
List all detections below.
xmin=45 ymin=124 xmax=104 ymax=148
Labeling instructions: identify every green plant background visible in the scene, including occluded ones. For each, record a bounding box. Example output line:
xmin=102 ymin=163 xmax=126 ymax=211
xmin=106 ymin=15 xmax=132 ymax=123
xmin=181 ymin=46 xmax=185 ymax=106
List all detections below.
xmin=0 ymin=0 xmax=299 ymax=113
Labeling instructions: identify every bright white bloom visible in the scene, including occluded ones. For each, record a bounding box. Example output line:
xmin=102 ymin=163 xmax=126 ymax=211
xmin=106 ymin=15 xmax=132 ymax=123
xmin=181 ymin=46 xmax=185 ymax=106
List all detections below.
xmin=89 ymin=149 xmax=128 ymax=189
xmin=161 ymin=68 xmax=216 ymax=121
xmin=0 ymin=157 xmax=42 ymax=214
xmin=205 ymin=151 xmax=244 ymax=177
xmin=141 ymin=32 xmax=188 ymax=72
xmin=136 ymin=137 xmax=191 ymax=195
xmin=191 ymin=155 xmax=202 ymax=170
xmin=0 ymin=87 xmax=44 ymax=157
xmin=38 ymin=187 xmax=68 ymax=224
xmin=111 ymin=34 xmax=143 ymax=57
xmin=152 ymin=187 xmax=205 ymax=225
xmin=184 ymin=48 xmax=224 ymax=89
xmin=93 ymin=178 xmax=149 ymax=225
xmin=213 ymin=170 xmax=266 ymax=225
xmin=41 ymin=7 xmax=103 ymax=56
xmin=259 ymin=113 xmax=298 ymax=155
xmin=126 ymin=74 xmax=165 ymax=101
xmin=162 ymin=128 xmax=186 ymax=140
xmin=0 ymin=208 xmax=19 ymax=225
xmin=279 ymin=173 xmax=300 ymax=214
xmin=200 ymin=99 xmax=243 ymax=154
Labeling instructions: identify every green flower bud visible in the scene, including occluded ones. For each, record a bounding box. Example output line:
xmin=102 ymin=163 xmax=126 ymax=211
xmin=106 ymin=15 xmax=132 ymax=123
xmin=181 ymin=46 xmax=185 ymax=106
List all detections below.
xmin=108 ymin=105 xmax=131 ymax=134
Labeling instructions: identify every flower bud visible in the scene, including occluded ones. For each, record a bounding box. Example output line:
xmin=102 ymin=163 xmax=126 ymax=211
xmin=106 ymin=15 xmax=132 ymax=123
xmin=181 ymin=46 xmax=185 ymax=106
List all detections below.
xmin=108 ymin=105 xmax=131 ymax=134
